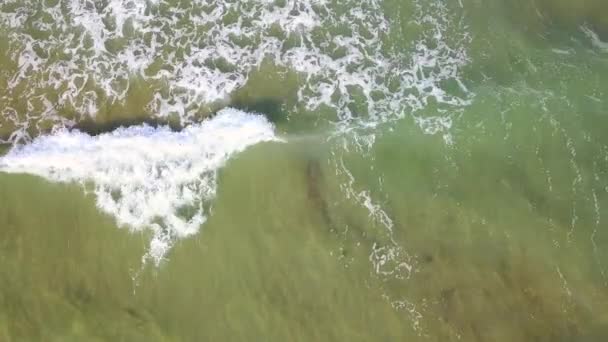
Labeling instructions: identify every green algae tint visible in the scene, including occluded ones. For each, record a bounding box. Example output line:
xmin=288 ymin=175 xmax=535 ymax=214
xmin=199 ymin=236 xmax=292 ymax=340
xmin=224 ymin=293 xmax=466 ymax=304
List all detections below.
xmin=1 ymin=0 xmax=608 ymax=341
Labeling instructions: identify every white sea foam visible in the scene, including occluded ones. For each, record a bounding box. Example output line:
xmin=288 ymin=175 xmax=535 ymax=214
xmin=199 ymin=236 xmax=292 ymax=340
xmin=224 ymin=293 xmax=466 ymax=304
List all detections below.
xmin=0 ymin=108 xmax=279 ymax=265
xmin=582 ymin=25 xmax=608 ymax=53
xmin=328 ymin=0 xmax=468 ymax=286
xmin=1 ymin=0 xmax=469 ymax=143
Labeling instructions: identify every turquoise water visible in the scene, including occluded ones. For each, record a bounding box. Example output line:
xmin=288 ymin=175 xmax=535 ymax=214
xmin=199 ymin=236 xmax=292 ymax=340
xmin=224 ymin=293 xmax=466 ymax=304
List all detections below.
xmin=1 ymin=0 xmax=608 ymax=340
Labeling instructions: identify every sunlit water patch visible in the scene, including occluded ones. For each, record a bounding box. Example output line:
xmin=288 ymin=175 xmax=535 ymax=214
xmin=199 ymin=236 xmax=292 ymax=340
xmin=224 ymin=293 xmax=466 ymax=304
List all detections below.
xmin=0 ymin=108 xmax=279 ymax=265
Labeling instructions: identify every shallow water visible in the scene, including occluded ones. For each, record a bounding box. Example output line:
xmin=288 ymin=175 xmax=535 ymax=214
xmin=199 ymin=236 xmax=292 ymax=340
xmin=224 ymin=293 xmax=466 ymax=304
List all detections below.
xmin=1 ymin=0 xmax=608 ymax=341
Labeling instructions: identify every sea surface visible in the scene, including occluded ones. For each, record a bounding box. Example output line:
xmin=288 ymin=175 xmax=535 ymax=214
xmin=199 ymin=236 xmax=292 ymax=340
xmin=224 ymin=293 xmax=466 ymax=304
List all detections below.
xmin=1 ymin=0 xmax=608 ymax=341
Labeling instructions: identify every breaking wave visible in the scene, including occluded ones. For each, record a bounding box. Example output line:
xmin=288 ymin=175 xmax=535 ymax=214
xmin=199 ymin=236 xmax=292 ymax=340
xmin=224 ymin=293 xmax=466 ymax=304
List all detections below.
xmin=0 ymin=108 xmax=279 ymax=264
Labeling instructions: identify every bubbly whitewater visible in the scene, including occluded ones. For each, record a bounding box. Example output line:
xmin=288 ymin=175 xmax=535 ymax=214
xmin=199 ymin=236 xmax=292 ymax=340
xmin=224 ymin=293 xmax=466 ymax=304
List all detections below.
xmin=0 ymin=0 xmax=469 ymax=143
xmin=0 ymin=108 xmax=279 ymax=264
xmin=2 ymin=0 xmax=608 ymax=339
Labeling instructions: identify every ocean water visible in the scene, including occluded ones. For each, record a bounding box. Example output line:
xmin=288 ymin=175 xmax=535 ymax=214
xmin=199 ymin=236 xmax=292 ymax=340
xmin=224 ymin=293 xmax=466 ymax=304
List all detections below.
xmin=1 ymin=0 xmax=608 ymax=341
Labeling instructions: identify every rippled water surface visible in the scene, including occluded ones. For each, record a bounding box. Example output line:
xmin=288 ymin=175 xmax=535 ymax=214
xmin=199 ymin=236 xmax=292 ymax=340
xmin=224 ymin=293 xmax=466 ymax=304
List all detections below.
xmin=1 ymin=0 xmax=608 ymax=341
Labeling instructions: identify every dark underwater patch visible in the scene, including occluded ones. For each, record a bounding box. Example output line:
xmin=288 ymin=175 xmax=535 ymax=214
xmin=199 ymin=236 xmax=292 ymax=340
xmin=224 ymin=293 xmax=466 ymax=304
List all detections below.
xmin=230 ymin=97 xmax=288 ymax=126
xmin=0 ymin=143 xmax=10 ymax=156
xmin=72 ymin=116 xmax=182 ymax=136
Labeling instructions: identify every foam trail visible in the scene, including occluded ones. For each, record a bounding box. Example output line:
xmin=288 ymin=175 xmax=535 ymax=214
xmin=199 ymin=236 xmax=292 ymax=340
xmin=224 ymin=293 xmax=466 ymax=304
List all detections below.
xmin=0 ymin=108 xmax=279 ymax=265
xmin=582 ymin=25 xmax=608 ymax=52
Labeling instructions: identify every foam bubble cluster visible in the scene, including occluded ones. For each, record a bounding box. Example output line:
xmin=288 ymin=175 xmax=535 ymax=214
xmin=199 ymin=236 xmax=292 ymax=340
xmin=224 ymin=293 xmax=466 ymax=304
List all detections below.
xmin=0 ymin=0 xmax=470 ymax=143
xmin=0 ymin=108 xmax=279 ymax=264
xmin=582 ymin=25 xmax=608 ymax=52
